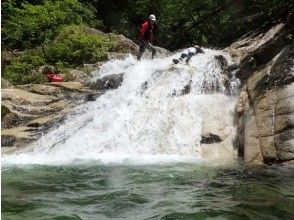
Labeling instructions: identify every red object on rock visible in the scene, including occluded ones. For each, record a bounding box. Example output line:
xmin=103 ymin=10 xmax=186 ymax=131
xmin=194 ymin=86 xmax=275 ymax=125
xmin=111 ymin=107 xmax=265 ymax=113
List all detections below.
xmin=46 ymin=72 xmax=64 ymax=82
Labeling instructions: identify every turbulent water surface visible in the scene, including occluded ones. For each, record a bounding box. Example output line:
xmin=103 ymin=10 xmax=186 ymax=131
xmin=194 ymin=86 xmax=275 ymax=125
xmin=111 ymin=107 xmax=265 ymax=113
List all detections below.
xmin=2 ymin=50 xmax=294 ymax=219
xmin=2 ymin=163 xmax=294 ymax=220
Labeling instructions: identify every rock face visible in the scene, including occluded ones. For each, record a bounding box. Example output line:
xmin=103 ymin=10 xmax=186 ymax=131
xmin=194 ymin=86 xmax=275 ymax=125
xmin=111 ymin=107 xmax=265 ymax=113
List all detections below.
xmin=1 ymin=82 xmax=102 ymax=154
xmin=89 ymin=73 xmax=124 ymax=91
xmin=1 ymin=78 xmax=13 ymax=88
xmin=227 ymin=23 xmax=294 ymax=165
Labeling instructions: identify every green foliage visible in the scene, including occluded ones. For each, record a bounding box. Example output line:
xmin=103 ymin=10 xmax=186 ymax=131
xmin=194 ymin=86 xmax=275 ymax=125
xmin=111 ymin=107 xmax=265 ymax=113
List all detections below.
xmin=2 ymin=25 xmax=117 ymax=85
xmin=82 ymin=0 xmax=293 ymax=49
xmin=2 ymin=0 xmax=99 ymax=49
xmin=2 ymin=0 xmax=293 ymax=85
xmin=43 ymin=25 xmax=115 ymax=66
xmin=3 ymin=49 xmax=47 ymax=85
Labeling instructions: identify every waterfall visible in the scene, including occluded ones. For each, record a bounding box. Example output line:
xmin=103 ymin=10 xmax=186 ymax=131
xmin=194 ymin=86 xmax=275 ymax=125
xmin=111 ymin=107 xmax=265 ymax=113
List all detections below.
xmin=2 ymin=48 xmax=239 ymax=165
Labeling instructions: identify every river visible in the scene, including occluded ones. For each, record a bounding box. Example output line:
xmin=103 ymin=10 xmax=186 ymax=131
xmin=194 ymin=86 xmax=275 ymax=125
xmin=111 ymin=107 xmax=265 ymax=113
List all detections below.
xmin=2 ymin=49 xmax=293 ymax=219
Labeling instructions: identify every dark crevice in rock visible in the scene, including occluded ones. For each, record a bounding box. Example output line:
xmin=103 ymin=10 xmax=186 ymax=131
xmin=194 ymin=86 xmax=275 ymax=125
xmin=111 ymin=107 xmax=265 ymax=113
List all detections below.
xmin=254 ymin=73 xmax=294 ymax=97
xmin=27 ymin=123 xmax=41 ymax=128
xmin=263 ymin=157 xmax=278 ymax=165
xmin=275 ymin=124 xmax=294 ymax=137
xmin=201 ymin=133 xmax=222 ymax=144
xmin=1 ymin=105 xmax=11 ymax=118
xmin=181 ymin=80 xmax=192 ymax=95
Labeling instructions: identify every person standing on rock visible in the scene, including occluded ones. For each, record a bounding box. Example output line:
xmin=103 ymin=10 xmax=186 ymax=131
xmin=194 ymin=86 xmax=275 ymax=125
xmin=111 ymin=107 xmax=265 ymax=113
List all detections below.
xmin=137 ymin=14 xmax=158 ymax=60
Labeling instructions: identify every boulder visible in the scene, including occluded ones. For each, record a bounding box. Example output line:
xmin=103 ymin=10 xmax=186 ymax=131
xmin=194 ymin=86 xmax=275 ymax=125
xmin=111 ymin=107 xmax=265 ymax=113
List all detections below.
xmin=226 ymin=23 xmax=292 ymax=84
xmin=1 ymin=82 xmax=102 ymax=153
xmin=236 ymin=43 xmax=294 ymax=164
xmin=107 ymin=52 xmax=131 ymax=60
xmin=1 ymin=78 xmax=13 ymax=88
xmin=89 ymin=73 xmax=124 ymax=90
xmin=69 ymin=70 xmax=89 ymax=83
xmin=109 ymin=34 xmax=139 ymax=55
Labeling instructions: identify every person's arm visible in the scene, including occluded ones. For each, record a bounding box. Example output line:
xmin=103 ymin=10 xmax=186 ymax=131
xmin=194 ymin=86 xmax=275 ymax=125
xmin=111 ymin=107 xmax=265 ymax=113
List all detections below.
xmin=139 ymin=22 xmax=149 ymax=41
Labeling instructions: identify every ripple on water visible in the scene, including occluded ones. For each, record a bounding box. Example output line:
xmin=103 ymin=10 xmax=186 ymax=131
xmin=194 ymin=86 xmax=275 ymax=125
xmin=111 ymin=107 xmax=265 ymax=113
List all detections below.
xmin=2 ymin=164 xmax=294 ymax=220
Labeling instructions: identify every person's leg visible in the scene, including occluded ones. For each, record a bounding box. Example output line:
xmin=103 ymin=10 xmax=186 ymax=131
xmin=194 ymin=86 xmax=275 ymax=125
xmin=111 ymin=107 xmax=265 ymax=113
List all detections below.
xmin=147 ymin=43 xmax=156 ymax=59
xmin=137 ymin=41 xmax=146 ymax=60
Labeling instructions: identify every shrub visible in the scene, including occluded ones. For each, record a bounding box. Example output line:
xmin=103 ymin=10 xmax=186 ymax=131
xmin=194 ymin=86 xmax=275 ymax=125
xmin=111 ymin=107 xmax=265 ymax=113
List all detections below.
xmin=2 ymin=24 xmax=117 ymax=85
xmin=43 ymin=25 xmax=116 ymax=66
xmin=3 ymin=49 xmax=48 ymax=85
xmin=2 ymin=0 xmax=99 ymax=49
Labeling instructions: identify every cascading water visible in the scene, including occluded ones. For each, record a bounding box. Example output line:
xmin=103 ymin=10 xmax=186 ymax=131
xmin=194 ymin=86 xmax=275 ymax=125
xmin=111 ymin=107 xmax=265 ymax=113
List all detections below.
xmin=2 ymin=48 xmax=240 ymax=165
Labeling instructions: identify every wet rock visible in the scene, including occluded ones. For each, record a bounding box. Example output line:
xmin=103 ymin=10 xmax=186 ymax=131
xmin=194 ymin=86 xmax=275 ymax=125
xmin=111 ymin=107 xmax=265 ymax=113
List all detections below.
xmin=201 ymin=133 xmax=222 ymax=144
xmin=90 ymin=73 xmax=124 ymax=90
xmin=1 ymin=105 xmax=11 ymax=118
xmin=227 ymin=64 xmax=239 ymax=72
xmin=235 ymin=42 xmax=294 ymax=165
xmin=226 ymin=23 xmax=292 ymax=84
xmin=1 ymin=135 xmax=16 ymax=147
xmin=181 ymin=80 xmax=192 ymax=95
xmin=85 ymin=92 xmax=103 ymax=102
xmin=108 ymin=52 xmax=131 ymax=60
xmin=140 ymin=81 xmax=149 ymax=95
xmin=1 ymin=82 xmax=98 ymax=153
xmin=214 ymin=55 xmax=228 ymax=70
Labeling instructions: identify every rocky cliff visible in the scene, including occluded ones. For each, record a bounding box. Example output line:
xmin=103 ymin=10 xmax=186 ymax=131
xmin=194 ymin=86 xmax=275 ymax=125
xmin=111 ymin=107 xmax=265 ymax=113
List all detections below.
xmin=226 ymin=21 xmax=293 ymax=165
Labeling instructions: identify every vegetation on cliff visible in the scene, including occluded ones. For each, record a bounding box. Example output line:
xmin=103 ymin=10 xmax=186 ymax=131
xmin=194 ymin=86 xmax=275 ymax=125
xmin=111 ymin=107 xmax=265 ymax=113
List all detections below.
xmin=2 ymin=0 xmax=116 ymax=84
xmin=1 ymin=0 xmax=293 ymax=85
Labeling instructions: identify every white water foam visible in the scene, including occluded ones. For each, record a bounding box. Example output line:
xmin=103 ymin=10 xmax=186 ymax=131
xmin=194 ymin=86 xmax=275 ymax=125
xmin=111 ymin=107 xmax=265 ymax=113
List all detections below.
xmin=2 ymin=49 xmax=239 ymax=166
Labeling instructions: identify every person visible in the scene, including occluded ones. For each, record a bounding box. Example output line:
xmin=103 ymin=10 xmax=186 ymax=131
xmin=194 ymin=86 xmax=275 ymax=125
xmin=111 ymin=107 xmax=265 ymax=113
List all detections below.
xmin=172 ymin=45 xmax=204 ymax=64
xmin=137 ymin=14 xmax=158 ymax=60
